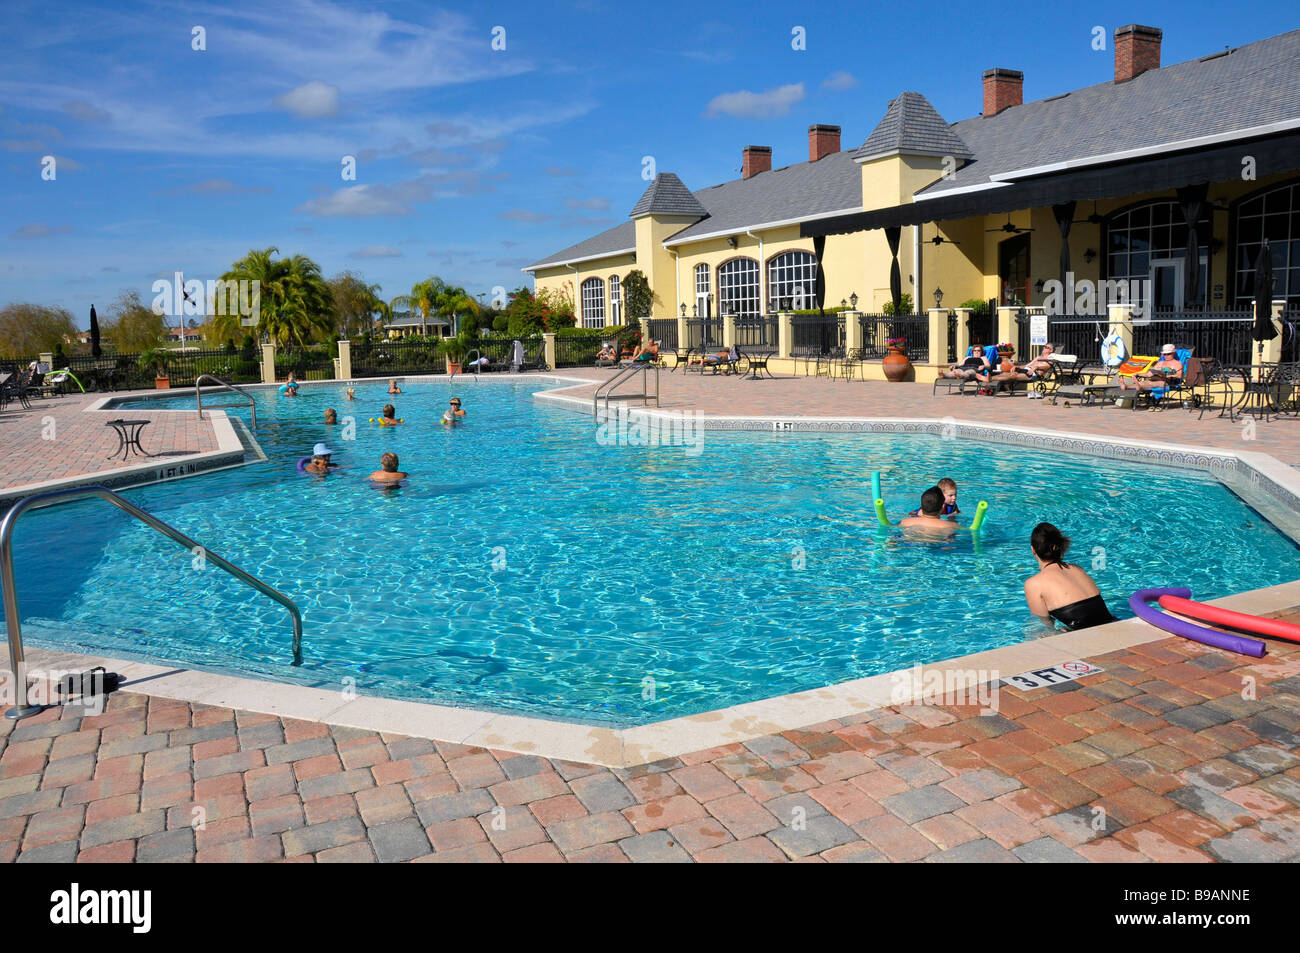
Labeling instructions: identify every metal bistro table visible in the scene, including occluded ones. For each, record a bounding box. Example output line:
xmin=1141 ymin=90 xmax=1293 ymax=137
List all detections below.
xmin=105 ymin=418 xmax=154 ymax=460
xmin=1227 ymin=363 xmax=1297 ymax=423
xmin=741 ymin=349 xmax=775 ymax=380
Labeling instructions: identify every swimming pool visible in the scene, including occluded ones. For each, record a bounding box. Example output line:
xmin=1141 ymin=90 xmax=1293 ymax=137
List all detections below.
xmin=6 ymin=377 xmax=1296 ymax=727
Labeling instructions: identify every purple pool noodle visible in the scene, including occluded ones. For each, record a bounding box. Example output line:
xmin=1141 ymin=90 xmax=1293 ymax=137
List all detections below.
xmin=297 ymin=456 xmax=311 ymax=471
xmin=1129 ymin=587 xmax=1265 ymax=658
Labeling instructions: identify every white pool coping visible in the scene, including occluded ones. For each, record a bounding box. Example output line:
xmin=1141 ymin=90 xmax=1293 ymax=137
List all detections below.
xmin=9 ymin=372 xmax=1300 ymax=768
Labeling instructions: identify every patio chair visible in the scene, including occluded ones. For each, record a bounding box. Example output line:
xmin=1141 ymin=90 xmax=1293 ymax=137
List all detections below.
xmin=594 ymin=341 xmax=617 ymax=368
xmin=515 ymin=342 xmax=549 ymax=372
xmin=1131 ymin=348 xmax=1196 ymax=411
xmin=1 ymin=369 xmax=32 ymax=410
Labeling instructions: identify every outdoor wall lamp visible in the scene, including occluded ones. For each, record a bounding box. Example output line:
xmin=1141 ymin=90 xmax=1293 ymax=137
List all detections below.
xmin=1034 ymin=279 xmax=1046 ymax=292
xmin=933 ymin=287 xmax=944 ymax=307
xmin=1083 ymin=248 xmax=1097 ymax=264
xmin=680 ymin=303 xmax=686 ymax=317
xmin=850 ymin=292 xmax=858 ymax=309
xmin=727 ymin=236 xmax=738 ymax=249
xmin=691 ymin=303 xmax=698 ymax=317
xmin=841 ymin=298 xmax=847 ymax=310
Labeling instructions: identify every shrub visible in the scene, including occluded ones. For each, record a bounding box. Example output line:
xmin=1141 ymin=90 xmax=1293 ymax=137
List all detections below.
xmin=882 ymin=293 xmax=914 ymax=316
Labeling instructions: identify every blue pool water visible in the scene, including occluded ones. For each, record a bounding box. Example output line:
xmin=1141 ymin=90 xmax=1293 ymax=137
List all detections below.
xmin=5 ymin=377 xmax=1296 ymax=727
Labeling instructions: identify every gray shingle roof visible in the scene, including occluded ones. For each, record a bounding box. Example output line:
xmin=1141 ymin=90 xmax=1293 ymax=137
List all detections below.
xmin=524 ymin=221 xmax=635 ymax=270
xmin=629 ymin=173 xmax=709 ymax=217
xmin=663 ymin=150 xmax=863 ymax=245
xmin=852 ymin=92 xmax=974 ymax=161
xmin=919 ymin=27 xmax=1300 ymax=197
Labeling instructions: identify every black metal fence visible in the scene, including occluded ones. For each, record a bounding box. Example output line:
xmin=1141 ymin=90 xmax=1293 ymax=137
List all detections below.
xmin=646 ymin=318 xmax=678 ymax=351
xmin=1038 ymin=311 xmax=1261 ymax=366
xmin=791 ymin=312 xmax=845 ymax=354
xmin=1284 ymin=310 xmax=1300 ymax=363
xmin=53 ymin=348 xmax=263 ymax=391
xmin=351 ymin=339 xmax=445 ymax=377
xmin=554 ymin=329 xmax=636 ymax=368
xmin=858 ymin=314 xmax=929 ymax=361
xmin=684 ymin=318 xmax=723 ymax=349
xmin=735 ymin=315 xmax=778 ymax=349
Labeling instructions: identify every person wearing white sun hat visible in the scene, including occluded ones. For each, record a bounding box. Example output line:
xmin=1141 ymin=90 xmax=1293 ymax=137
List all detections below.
xmin=1120 ymin=343 xmax=1184 ymax=392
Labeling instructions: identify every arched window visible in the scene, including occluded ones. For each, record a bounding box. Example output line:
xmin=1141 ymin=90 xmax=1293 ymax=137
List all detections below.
xmin=694 ymin=263 xmax=710 ymax=316
xmin=717 ymin=258 xmax=760 ymax=318
xmin=1105 ymin=200 xmax=1210 ymax=312
xmin=1233 ymin=180 xmax=1299 ymax=308
xmin=767 ymin=250 xmax=817 ymax=311
xmin=580 ymin=277 xmax=606 ymax=328
xmin=609 ymin=274 xmax=621 ymax=324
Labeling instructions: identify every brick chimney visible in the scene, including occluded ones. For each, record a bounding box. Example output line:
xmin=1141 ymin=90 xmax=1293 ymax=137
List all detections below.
xmin=982 ymin=69 xmax=1023 ymax=117
xmin=1114 ymin=25 xmax=1161 ymax=82
xmin=742 ymin=145 xmax=772 ymax=178
xmin=808 ymin=124 xmax=840 ymax=162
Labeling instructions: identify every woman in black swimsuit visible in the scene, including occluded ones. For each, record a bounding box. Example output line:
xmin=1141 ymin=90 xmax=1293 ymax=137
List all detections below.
xmin=1023 ymin=523 xmax=1116 ymax=630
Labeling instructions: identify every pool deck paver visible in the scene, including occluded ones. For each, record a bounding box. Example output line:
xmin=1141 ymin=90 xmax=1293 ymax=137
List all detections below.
xmin=1 ymin=628 xmax=1297 ymax=863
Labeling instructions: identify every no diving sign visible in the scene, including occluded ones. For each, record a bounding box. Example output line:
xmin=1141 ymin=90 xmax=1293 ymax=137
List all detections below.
xmin=1002 ymin=659 xmax=1103 ymax=691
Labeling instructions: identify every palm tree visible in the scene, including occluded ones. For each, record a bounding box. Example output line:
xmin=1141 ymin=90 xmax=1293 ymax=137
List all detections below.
xmin=214 ymin=247 xmax=332 ymax=348
xmin=435 ymin=283 xmax=480 ymax=337
xmin=390 ymin=277 xmax=447 ymax=338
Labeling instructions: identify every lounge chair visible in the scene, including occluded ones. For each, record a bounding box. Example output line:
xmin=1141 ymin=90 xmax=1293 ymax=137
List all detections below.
xmin=515 ymin=341 xmax=549 ymax=372
xmin=933 ymin=356 xmax=986 ymax=396
xmin=1132 ymin=348 xmax=1195 ymax=411
xmin=1054 ymin=354 xmax=1158 ymax=407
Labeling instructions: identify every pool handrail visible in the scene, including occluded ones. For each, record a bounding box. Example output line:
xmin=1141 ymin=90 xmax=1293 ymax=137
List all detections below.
xmin=1 ymin=485 xmax=303 ymax=720
xmin=195 ymin=374 xmax=257 ymax=428
xmin=450 ymin=350 xmax=480 ymax=383
xmin=592 ymin=361 xmax=660 ymax=420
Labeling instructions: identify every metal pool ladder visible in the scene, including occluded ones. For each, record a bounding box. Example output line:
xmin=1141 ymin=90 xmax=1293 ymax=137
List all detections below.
xmin=195 ymin=374 xmax=257 ymax=428
xmin=450 ymin=349 xmax=480 ymax=383
xmin=1 ymin=486 xmax=304 ymax=720
xmin=593 ymin=362 xmax=660 ymax=419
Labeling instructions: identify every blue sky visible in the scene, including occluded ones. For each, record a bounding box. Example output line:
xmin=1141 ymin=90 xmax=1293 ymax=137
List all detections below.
xmin=1 ymin=0 xmax=1296 ymax=327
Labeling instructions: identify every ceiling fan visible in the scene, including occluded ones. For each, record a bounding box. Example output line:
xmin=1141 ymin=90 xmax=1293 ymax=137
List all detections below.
xmin=986 ymin=215 xmax=1034 ymax=234
xmin=1071 ymin=200 xmax=1104 ymax=225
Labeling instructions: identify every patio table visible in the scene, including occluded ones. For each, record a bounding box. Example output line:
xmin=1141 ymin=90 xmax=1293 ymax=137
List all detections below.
xmin=741 ymin=350 xmax=775 ymax=380
xmin=105 ymin=418 xmax=154 ymax=461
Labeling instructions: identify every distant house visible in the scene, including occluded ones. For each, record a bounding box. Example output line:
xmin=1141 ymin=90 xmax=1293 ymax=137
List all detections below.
xmin=382 ymin=314 xmax=450 ymax=338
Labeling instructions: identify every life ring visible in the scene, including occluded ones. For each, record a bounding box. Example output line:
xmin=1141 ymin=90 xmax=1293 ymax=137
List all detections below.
xmin=1100 ymin=330 xmax=1127 ymax=368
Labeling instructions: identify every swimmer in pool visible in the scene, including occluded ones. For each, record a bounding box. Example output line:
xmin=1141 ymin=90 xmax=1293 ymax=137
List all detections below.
xmin=279 ymin=372 xmax=300 ymax=396
xmin=302 ymin=442 xmax=339 ymax=473
xmin=324 ymin=408 xmax=337 ymax=425
xmin=378 ymin=404 xmax=401 ymax=426
xmin=368 ymin=451 xmax=408 ymax=483
xmin=388 ymin=378 xmax=402 ymax=394
xmin=441 ymin=397 xmax=465 ymax=425
xmin=345 ymin=387 xmax=356 ymax=401
xmin=898 ymin=486 xmax=959 ymax=537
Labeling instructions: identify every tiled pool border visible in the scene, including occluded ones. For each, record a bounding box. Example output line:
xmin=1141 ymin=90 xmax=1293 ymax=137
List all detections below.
xmin=8 ymin=373 xmax=1300 ymax=768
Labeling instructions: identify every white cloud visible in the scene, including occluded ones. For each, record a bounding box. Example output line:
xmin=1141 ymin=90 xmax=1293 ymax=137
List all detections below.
xmin=292 ymin=171 xmax=489 ymax=217
xmin=705 ymin=83 xmax=805 ymax=119
xmin=821 ymin=71 xmax=859 ymax=91
xmin=12 ymin=223 xmax=71 ymax=239
xmin=500 ymin=209 xmax=549 ymax=223
xmin=349 ymin=245 xmax=402 ymax=259
xmin=565 ymin=197 xmax=610 ymax=211
xmin=274 ymin=80 xmax=340 ymax=119
xmin=63 ymin=100 xmax=113 ymax=122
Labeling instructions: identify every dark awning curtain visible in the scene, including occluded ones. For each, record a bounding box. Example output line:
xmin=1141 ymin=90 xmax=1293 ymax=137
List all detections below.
xmin=813 ymin=234 xmax=827 ymax=313
xmin=1051 ymin=201 xmax=1075 ymax=285
xmin=884 ymin=226 xmax=902 ymax=315
xmin=1177 ymin=183 xmax=1209 ymax=310
xmin=802 ymin=130 xmax=1300 ymax=238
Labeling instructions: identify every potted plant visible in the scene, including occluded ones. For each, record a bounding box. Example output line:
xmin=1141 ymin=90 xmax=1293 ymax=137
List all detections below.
xmin=438 ymin=335 xmax=467 ymax=375
xmin=882 ymin=336 xmax=911 ymax=382
xmin=139 ymin=347 xmax=172 ymax=389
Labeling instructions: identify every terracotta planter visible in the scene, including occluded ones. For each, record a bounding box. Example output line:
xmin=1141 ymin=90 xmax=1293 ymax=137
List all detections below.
xmin=154 ymin=377 xmax=171 ymax=389
xmin=881 ymin=347 xmax=911 ymax=382
xmin=446 ymin=361 xmax=462 ymax=376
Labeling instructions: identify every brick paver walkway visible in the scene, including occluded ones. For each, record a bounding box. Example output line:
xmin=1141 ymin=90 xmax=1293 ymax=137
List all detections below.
xmin=557 ymin=367 xmax=1300 ymax=466
xmin=3 ymin=629 xmax=1297 ymax=862
xmin=0 ymin=390 xmax=219 ymax=492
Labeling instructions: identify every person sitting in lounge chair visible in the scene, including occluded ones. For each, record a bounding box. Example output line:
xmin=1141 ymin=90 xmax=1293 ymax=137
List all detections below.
xmin=1120 ymin=343 xmax=1183 ymax=391
xmin=976 ymin=343 xmax=1056 ymax=396
xmin=595 ymin=343 xmax=617 ymax=367
xmin=939 ymin=345 xmax=990 ymax=381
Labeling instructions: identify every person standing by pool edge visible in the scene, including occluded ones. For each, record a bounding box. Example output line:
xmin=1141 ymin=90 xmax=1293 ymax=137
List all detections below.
xmin=369 ymin=452 xmax=408 ymax=483
xmin=1023 ymin=523 xmax=1117 ymax=630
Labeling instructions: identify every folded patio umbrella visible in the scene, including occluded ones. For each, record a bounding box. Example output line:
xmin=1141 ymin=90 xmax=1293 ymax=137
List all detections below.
xmin=90 ymin=303 xmax=101 ymax=357
xmin=1253 ymin=240 xmax=1278 ymax=383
